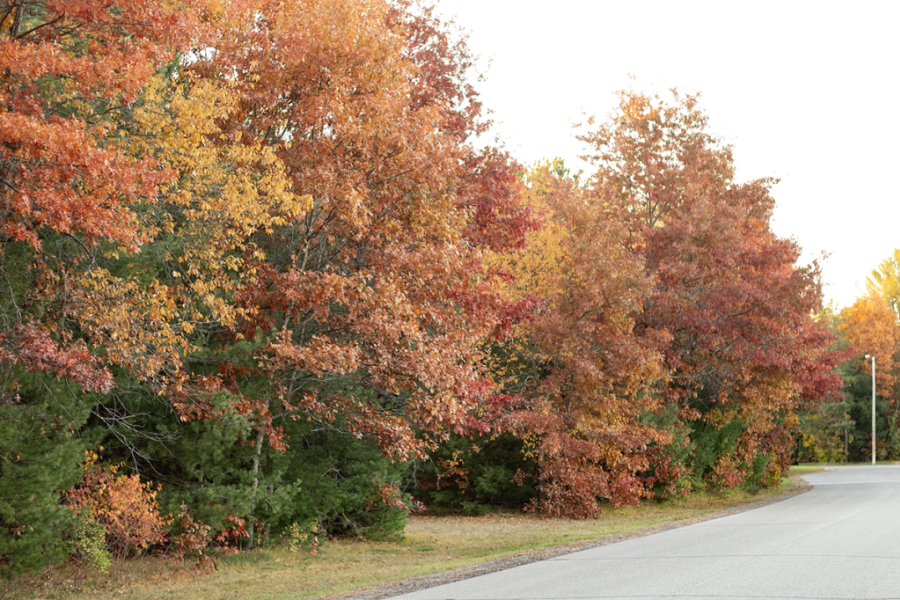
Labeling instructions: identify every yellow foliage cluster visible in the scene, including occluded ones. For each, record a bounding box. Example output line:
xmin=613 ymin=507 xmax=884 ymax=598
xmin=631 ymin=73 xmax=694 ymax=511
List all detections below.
xmin=867 ymin=248 xmax=900 ymax=321
xmin=484 ymin=162 xmax=569 ymax=303
xmin=66 ymin=75 xmax=311 ymax=383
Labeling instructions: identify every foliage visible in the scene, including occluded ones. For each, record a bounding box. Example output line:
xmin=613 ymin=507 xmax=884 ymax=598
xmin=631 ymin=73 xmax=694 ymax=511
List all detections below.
xmin=131 ymin=407 xmax=410 ymax=545
xmin=69 ymin=517 xmax=112 ymax=574
xmin=0 ymin=372 xmax=91 ymax=575
xmin=0 ymin=0 xmax=204 ymax=249
xmin=169 ymin=503 xmax=213 ymax=560
xmin=799 ymin=405 xmax=852 ymax=463
xmin=286 ymin=520 xmax=321 ymax=554
xmin=279 ymin=429 xmax=411 ymax=542
xmin=579 ymin=90 xmax=841 ymax=489
xmin=867 ymin=248 xmax=900 ymax=320
xmin=182 ymin=0 xmax=534 ymax=469
xmin=65 ymin=456 xmax=167 ymax=560
xmin=0 ymin=0 xmax=207 ymax=430
xmin=410 ymin=432 xmax=537 ymax=513
xmin=839 ymin=294 xmax=899 ymax=401
xmin=639 ymin=407 xmax=693 ymax=499
xmin=484 ymin=162 xmax=667 ymax=517
xmin=828 ymin=294 xmax=900 ymax=460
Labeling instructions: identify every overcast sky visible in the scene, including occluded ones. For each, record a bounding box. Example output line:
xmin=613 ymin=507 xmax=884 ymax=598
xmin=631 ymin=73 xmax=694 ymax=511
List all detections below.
xmin=435 ymin=0 xmax=900 ymax=309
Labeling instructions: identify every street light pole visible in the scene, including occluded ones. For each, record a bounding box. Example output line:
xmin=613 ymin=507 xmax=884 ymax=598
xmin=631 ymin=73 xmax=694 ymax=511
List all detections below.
xmin=865 ymin=354 xmax=876 ymax=465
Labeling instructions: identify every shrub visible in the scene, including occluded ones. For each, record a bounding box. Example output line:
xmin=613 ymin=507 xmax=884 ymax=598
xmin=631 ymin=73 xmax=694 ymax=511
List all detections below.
xmin=286 ymin=519 xmax=320 ymax=554
xmin=411 ymin=432 xmax=537 ymax=512
xmin=69 ymin=516 xmax=112 ymax=573
xmin=66 ymin=456 xmax=167 ymax=560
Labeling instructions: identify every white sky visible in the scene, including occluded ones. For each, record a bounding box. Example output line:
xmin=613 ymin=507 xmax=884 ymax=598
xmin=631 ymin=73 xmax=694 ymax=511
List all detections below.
xmin=435 ymin=0 xmax=900 ymax=309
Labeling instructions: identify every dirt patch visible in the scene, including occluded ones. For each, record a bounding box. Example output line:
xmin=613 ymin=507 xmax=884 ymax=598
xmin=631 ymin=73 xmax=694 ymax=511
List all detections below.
xmin=324 ymin=481 xmax=811 ymax=600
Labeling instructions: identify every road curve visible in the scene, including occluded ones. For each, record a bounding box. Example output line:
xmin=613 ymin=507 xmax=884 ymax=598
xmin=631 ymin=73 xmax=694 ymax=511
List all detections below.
xmin=390 ymin=465 xmax=900 ymax=600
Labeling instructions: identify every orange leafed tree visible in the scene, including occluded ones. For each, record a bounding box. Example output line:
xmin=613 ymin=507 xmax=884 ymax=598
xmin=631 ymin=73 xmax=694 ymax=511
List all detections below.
xmin=172 ymin=0 xmax=535 ymax=468
xmin=486 ymin=163 xmax=668 ymax=516
xmin=840 ymin=294 xmax=900 ymax=402
xmin=0 ymin=0 xmax=210 ymax=389
xmin=0 ymin=1 xmax=232 ymax=572
xmin=0 ymin=0 xmax=205 ymax=249
xmin=1 ymin=1 xmax=299 ymax=394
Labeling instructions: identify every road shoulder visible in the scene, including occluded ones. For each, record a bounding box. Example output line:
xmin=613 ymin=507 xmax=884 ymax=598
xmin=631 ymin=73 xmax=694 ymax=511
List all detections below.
xmin=327 ymin=479 xmax=811 ymax=600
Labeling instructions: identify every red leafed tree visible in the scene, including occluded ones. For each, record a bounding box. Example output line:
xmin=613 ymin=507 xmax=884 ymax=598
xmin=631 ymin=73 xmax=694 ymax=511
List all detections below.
xmin=579 ymin=91 xmax=841 ymax=488
xmin=392 ymin=2 xmax=537 ymax=252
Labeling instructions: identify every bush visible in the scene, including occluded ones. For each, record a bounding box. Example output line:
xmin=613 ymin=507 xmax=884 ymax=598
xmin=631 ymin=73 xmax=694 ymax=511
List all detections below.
xmin=69 ymin=516 xmax=112 ymax=573
xmin=286 ymin=519 xmax=320 ymax=554
xmin=411 ymin=433 xmax=537 ymax=512
xmin=65 ymin=457 xmax=167 ymax=560
xmin=687 ymin=418 xmax=745 ymax=490
xmin=144 ymin=413 xmax=411 ymax=544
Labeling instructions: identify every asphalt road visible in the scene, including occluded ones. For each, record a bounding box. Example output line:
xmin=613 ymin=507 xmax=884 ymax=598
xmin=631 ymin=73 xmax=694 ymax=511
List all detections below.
xmin=390 ymin=466 xmax=900 ymax=600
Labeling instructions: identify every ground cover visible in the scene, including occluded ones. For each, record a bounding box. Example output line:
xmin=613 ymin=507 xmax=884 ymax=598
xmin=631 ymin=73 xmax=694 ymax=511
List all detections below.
xmin=788 ymin=464 xmax=826 ymax=475
xmin=2 ymin=474 xmax=809 ymax=600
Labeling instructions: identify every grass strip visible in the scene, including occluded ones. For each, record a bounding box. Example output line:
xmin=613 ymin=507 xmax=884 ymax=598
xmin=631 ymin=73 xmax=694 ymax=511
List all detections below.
xmin=3 ymin=473 xmax=813 ymax=600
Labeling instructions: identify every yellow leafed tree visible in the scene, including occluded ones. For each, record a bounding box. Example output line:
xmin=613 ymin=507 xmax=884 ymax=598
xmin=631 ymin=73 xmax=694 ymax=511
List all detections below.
xmin=867 ymin=249 xmax=900 ymax=322
xmin=69 ymin=75 xmax=309 ymax=386
xmin=485 ymin=161 xmax=569 ymax=302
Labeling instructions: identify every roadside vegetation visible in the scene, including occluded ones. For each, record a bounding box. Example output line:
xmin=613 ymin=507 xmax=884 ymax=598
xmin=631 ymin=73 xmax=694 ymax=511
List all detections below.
xmin=2 ymin=0 xmax=893 ymax=589
xmin=2 ymin=476 xmax=802 ymax=600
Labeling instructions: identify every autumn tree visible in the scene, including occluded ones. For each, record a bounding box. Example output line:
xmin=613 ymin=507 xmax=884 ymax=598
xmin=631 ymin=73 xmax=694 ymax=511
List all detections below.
xmin=796 ymin=305 xmax=855 ymax=463
xmin=0 ymin=0 xmax=204 ymax=395
xmin=867 ymin=249 xmax=900 ymax=321
xmin=479 ymin=162 xmax=670 ymax=516
xmin=98 ymin=0 xmax=537 ymax=542
xmin=840 ymin=294 xmax=900 ymax=399
xmin=579 ymin=90 xmax=840 ymax=489
xmin=0 ymin=0 xmax=310 ymax=565
xmin=838 ymin=294 xmax=900 ymax=459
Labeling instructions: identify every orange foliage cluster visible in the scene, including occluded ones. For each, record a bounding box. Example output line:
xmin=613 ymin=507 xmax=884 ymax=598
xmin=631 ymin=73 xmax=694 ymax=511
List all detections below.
xmin=840 ymin=295 xmax=899 ymax=400
xmin=0 ymin=0 xmax=206 ymax=249
xmin=66 ymin=460 xmax=167 ymax=559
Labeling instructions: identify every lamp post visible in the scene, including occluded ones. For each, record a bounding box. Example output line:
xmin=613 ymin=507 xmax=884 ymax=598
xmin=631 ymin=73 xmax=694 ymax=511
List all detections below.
xmin=865 ymin=354 xmax=876 ymax=465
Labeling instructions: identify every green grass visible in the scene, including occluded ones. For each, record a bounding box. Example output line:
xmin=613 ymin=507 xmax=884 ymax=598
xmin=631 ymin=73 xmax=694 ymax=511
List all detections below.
xmin=788 ymin=464 xmax=827 ymax=475
xmin=2 ymin=479 xmax=800 ymax=600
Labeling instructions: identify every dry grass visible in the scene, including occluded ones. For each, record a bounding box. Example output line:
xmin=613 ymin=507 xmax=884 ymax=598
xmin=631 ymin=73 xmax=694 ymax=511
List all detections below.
xmin=2 ymin=479 xmax=798 ymax=600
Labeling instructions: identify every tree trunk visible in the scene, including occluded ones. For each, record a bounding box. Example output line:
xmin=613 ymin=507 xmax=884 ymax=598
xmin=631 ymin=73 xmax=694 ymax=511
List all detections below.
xmin=247 ymin=428 xmax=265 ymax=548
